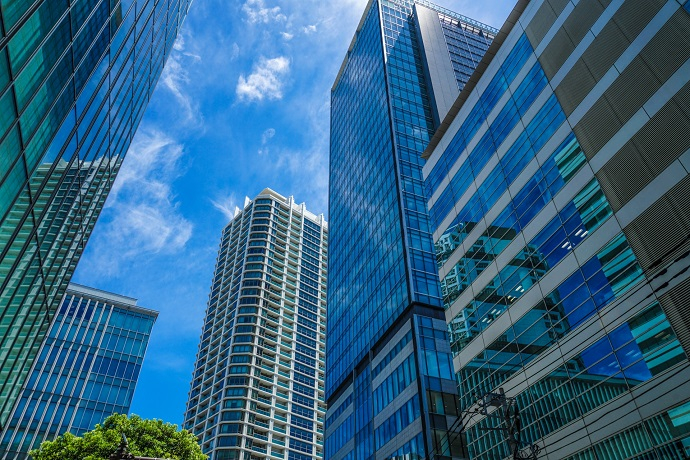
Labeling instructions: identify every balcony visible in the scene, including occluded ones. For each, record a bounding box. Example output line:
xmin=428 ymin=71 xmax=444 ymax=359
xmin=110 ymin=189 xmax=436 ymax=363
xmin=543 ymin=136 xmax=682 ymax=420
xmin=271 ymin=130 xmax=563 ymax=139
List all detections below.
xmin=254 ymin=419 xmax=270 ymax=429
xmin=251 ymin=444 xmax=267 ymax=454
xmin=254 ymin=432 xmax=269 ymax=442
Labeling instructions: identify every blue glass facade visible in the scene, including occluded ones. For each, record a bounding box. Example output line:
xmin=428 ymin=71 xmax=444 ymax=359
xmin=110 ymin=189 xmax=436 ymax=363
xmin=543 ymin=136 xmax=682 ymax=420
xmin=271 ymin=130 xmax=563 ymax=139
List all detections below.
xmin=327 ymin=1 xmax=495 ymax=458
xmin=0 ymin=0 xmax=190 ymax=426
xmin=0 ymin=283 xmax=156 ymax=459
xmin=435 ymin=10 xmax=493 ymax=90
xmin=184 ymin=189 xmax=327 ymax=460
xmin=423 ymin=0 xmax=690 ymax=457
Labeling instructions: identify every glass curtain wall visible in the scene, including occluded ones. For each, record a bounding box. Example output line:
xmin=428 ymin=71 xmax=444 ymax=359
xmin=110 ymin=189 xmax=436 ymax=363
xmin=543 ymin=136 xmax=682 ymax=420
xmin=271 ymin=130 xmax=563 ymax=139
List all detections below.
xmin=0 ymin=0 xmax=191 ymax=426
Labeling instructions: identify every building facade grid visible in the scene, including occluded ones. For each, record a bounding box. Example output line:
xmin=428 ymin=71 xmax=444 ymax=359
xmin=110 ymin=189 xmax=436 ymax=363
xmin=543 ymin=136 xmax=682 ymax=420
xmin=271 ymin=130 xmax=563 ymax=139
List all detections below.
xmin=0 ymin=0 xmax=191 ymax=426
xmin=423 ymin=0 xmax=690 ymax=457
xmin=327 ymin=1 xmax=495 ymax=458
xmin=0 ymin=283 xmax=157 ymax=459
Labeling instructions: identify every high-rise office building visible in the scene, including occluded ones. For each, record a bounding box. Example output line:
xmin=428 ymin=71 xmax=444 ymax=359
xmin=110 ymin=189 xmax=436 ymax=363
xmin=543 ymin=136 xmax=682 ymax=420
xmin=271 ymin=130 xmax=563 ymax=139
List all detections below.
xmin=423 ymin=0 xmax=690 ymax=457
xmin=184 ymin=189 xmax=328 ymax=460
xmin=0 ymin=283 xmax=157 ymax=459
xmin=327 ymin=1 xmax=495 ymax=458
xmin=0 ymin=0 xmax=191 ymax=426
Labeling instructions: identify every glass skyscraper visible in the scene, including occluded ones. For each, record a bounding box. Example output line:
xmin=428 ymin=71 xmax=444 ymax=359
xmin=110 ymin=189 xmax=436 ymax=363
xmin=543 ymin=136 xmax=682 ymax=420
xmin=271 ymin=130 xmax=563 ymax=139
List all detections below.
xmin=184 ymin=189 xmax=328 ymax=460
xmin=0 ymin=0 xmax=191 ymax=427
xmin=0 ymin=283 xmax=157 ymax=459
xmin=327 ymin=1 xmax=495 ymax=458
xmin=423 ymin=0 xmax=690 ymax=457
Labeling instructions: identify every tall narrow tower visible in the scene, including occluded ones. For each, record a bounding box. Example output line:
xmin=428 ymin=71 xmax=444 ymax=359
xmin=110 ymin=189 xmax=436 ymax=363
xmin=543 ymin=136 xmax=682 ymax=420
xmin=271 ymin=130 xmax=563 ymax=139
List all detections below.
xmin=0 ymin=0 xmax=191 ymax=426
xmin=327 ymin=1 xmax=496 ymax=458
xmin=185 ymin=189 xmax=328 ymax=460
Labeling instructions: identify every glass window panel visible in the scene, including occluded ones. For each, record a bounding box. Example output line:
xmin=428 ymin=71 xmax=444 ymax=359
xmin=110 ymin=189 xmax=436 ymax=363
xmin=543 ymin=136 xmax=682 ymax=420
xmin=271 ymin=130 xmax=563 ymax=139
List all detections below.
xmin=0 ymin=48 xmax=10 ymax=93
xmin=0 ymin=88 xmax=16 ymax=141
xmin=7 ymin=1 xmax=70 ymax=74
xmin=1 ymin=0 xmax=37 ymax=31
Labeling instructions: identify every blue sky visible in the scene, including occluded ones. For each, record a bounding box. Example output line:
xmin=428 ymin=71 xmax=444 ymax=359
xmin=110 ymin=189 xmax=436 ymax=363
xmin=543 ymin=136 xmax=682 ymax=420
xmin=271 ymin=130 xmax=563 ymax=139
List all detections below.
xmin=73 ymin=0 xmax=514 ymax=426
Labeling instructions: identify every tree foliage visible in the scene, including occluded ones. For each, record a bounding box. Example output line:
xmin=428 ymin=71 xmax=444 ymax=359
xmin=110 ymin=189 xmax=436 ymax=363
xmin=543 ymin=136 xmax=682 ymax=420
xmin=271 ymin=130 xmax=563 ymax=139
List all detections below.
xmin=29 ymin=414 xmax=206 ymax=460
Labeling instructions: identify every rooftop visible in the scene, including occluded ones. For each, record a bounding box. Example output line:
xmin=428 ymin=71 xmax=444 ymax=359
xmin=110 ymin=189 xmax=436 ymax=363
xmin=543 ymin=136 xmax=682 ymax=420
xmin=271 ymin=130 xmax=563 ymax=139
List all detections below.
xmin=67 ymin=283 xmax=159 ymax=318
xmin=333 ymin=0 xmax=499 ymax=91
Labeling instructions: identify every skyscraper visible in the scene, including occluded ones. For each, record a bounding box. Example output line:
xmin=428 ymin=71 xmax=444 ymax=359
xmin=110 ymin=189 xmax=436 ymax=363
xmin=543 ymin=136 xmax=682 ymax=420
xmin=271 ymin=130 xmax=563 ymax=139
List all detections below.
xmin=327 ymin=1 xmax=495 ymax=458
xmin=0 ymin=0 xmax=191 ymax=426
xmin=184 ymin=189 xmax=328 ymax=460
xmin=423 ymin=0 xmax=690 ymax=457
xmin=0 ymin=283 xmax=157 ymax=459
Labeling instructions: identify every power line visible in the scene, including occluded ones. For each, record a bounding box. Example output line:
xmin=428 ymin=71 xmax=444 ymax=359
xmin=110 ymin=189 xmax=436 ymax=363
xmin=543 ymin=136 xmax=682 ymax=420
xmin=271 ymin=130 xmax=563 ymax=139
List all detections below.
xmin=422 ymin=389 xmax=539 ymax=460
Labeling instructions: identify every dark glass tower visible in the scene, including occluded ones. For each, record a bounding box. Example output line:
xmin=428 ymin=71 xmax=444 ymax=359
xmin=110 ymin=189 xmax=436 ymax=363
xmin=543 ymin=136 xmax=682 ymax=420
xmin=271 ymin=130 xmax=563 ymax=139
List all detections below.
xmin=326 ymin=1 xmax=495 ymax=458
xmin=0 ymin=0 xmax=190 ymax=427
xmin=0 ymin=283 xmax=157 ymax=459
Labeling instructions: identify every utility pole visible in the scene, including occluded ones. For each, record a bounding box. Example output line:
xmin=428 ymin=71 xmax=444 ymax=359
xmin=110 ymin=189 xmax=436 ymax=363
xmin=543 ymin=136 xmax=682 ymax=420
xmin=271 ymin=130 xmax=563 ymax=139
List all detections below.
xmin=423 ymin=388 xmax=540 ymax=460
xmin=476 ymin=388 xmax=540 ymax=460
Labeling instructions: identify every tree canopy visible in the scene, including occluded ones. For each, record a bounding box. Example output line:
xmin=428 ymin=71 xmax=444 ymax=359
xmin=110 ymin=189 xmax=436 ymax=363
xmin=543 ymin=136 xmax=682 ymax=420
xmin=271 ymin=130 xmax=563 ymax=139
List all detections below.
xmin=29 ymin=414 xmax=206 ymax=460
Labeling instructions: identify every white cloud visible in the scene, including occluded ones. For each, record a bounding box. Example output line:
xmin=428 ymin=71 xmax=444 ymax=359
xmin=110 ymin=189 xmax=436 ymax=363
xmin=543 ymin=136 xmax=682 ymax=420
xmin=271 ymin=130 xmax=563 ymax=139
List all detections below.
xmin=161 ymin=33 xmax=204 ymax=129
xmin=236 ymin=56 xmax=290 ymax=102
xmin=258 ymin=128 xmax=276 ymax=155
xmin=211 ymin=194 xmax=238 ymax=222
xmin=95 ymin=129 xmax=193 ymax=271
xmin=301 ymin=24 xmax=317 ymax=34
xmin=230 ymin=42 xmax=240 ymax=60
xmin=173 ymin=33 xmax=186 ymax=51
xmin=281 ymin=32 xmax=294 ymax=41
xmin=242 ymin=0 xmax=286 ymax=23
xmin=261 ymin=128 xmax=276 ymax=144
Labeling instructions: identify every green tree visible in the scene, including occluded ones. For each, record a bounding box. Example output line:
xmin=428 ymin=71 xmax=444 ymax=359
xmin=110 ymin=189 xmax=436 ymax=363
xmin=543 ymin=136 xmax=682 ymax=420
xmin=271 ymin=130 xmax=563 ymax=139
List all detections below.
xmin=29 ymin=414 xmax=206 ymax=460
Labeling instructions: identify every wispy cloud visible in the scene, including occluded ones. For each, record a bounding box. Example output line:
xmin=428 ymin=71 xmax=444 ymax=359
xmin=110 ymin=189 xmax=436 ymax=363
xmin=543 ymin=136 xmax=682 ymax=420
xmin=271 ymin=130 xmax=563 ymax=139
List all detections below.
xmin=242 ymin=0 xmax=286 ymax=24
xmin=161 ymin=33 xmax=204 ymax=129
xmin=92 ymin=129 xmax=193 ymax=273
xmin=274 ymin=145 xmax=328 ymax=214
xmin=301 ymin=24 xmax=317 ymax=34
xmin=211 ymin=193 xmax=238 ymax=222
xmin=230 ymin=43 xmax=240 ymax=60
xmin=268 ymin=96 xmax=330 ymax=214
xmin=236 ymin=56 xmax=290 ymax=102
xmin=258 ymin=128 xmax=275 ymax=155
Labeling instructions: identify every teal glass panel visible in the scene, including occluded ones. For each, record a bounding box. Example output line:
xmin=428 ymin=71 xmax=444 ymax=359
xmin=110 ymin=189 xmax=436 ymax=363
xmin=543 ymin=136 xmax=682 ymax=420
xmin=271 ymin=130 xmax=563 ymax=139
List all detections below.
xmin=0 ymin=48 xmax=10 ymax=92
xmin=7 ymin=0 xmax=69 ymax=74
xmin=14 ymin=24 xmax=73 ymax=112
xmin=0 ymin=0 xmax=38 ymax=32
xmin=39 ymin=106 xmax=76 ymax=166
xmin=465 ymin=300 xmax=684 ymax=458
xmin=0 ymin=145 xmax=26 ymax=220
xmin=562 ymin=386 xmax=690 ymax=459
xmin=593 ymin=233 xmax=644 ymax=298
xmin=0 ymin=125 xmax=21 ymax=184
xmin=0 ymin=85 xmax=16 ymax=139
xmin=21 ymin=78 xmax=74 ymax=166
